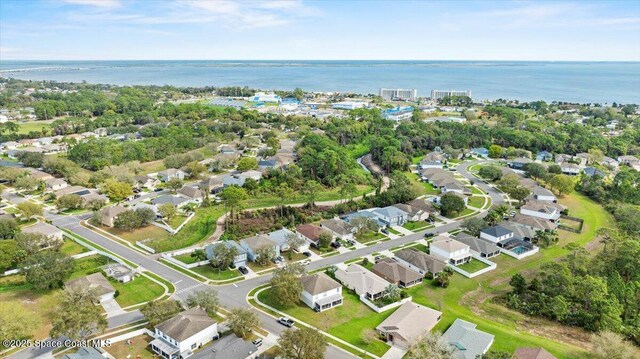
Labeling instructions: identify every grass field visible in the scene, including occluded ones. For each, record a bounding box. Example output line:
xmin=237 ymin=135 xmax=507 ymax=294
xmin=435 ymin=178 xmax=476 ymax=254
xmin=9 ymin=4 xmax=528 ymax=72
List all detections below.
xmin=402 ymin=221 xmax=432 ymax=232
xmin=258 ymin=289 xmax=392 ymax=356
xmin=112 ymin=275 xmax=165 ymax=307
xmin=60 ymin=239 xmax=89 ymax=256
xmin=148 ymin=205 xmax=225 ymax=252
xmin=386 ymin=227 xmax=402 ymax=236
xmin=355 ymin=230 xmax=387 ymax=244
xmin=467 ymin=196 xmax=486 ymax=208
xmin=16 ymin=121 xmax=51 ymax=135
xmin=457 ymin=259 xmax=490 ymax=273
xmin=102 ymin=224 xmax=170 ymax=245
xmin=407 ymin=173 xmax=440 ymax=196
xmin=244 ymin=184 xmax=373 ymax=208
xmin=174 ymin=252 xmax=200 ymax=264
xmin=105 ymin=334 xmax=155 ymax=359
xmin=191 ymin=264 xmax=242 ymax=281
xmin=445 ymin=207 xmax=476 ymax=219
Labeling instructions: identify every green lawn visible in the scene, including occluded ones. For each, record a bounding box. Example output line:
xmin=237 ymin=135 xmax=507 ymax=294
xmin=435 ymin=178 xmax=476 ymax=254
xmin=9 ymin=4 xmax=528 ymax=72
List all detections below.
xmin=457 ymin=259 xmax=490 ymax=273
xmin=467 ymin=196 xmax=486 ymax=208
xmin=355 ymin=230 xmax=387 ymax=244
xmin=407 ymin=243 xmax=430 ymax=254
xmin=174 ymin=253 xmax=200 ymax=264
xmin=191 ymin=264 xmax=242 ymax=281
xmin=102 ymin=224 xmax=170 ymax=245
xmin=60 ymin=239 xmax=89 ymax=256
xmin=258 ymin=289 xmax=392 ymax=356
xmin=386 ymin=227 xmax=402 ymax=236
xmin=243 ymin=185 xmax=373 ymax=209
xmin=470 ymin=186 xmax=485 ymax=195
xmin=407 ymin=173 xmax=440 ymax=195
xmin=248 ymin=261 xmax=276 ymax=273
xmin=445 ymin=207 xmax=476 ymax=219
xmin=112 ymin=275 xmax=165 ymax=307
xmin=402 ymin=221 xmax=432 ymax=232
xmin=16 ymin=121 xmax=51 ymax=135
xmin=402 ymin=192 xmax=614 ymax=359
xmin=166 ymin=215 xmax=188 ymax=229
xmin=148 ymin=205 xmax=225 ymax=252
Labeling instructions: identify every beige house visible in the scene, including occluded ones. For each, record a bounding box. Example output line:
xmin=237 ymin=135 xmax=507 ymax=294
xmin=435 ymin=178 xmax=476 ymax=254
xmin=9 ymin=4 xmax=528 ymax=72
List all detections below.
xmin=300 ymin=273 xmax=343 ymax=312
xmin=66 ymin=273 xmax=116 ymax=303
xmin=334 ymin=264 xmax=390 ymax=301
xmin=100 ymin=205 xmax=128 ymax=227
xmin=376 ymin=301 xmax=442 ymax=348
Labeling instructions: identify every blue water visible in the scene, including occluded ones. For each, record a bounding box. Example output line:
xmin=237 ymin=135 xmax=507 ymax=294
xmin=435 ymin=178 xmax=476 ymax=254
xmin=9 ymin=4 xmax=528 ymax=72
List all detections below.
xmin=1 ymin=60 xmax=639 ymax=104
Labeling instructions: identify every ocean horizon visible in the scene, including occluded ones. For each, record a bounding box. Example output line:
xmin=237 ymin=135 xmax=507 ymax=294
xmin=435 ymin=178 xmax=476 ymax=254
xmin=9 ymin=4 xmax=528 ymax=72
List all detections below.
xmin=1 ymin=60 xmax=639 ymax=104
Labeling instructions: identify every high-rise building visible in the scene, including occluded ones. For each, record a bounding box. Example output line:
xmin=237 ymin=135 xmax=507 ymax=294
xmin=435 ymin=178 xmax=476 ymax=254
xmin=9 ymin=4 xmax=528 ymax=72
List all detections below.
xmin=430 ymin=90 xmax=472 ymax=100
xmin=379 ymin=88 xmax=418 ymax=101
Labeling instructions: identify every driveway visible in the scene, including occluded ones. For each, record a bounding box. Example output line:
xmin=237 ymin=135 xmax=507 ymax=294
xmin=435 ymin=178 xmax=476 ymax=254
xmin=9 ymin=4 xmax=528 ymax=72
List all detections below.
xmin=101 ymin=298 xmax=125 ymax=318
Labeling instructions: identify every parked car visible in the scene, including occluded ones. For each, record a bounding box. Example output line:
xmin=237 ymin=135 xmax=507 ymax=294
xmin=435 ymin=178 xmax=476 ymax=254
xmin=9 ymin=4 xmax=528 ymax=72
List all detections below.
xmin=424 ymin=232 xmax=435 ymax=238
xmin=134 ymin=194 xmax=142 ymax=199
xmin=330 ymin=241 xmax=341 ymax=248
xmin=252 ymin=339 xmax=263 ymax=347
xmin=347 ymin=239 xmax=356 ymax=246
xmin=374 ymin=256 xmax=383 ymax=262
xmin=381 ymin=228 xmax=389 ymax=234
xmin=302 ymin=251 xmax=312 ymax=257
xmin=273 ymin=256 xmax=284 ymax=264
xmin=278 ymin=317 xmax=294 ymax=327
xmin=300 ymin=259 xmax=311 ymax=266
xmin=154 ymin=188 xmax=163 ymax=192
xmin=238 ymin=266 xmax=249 ymax=275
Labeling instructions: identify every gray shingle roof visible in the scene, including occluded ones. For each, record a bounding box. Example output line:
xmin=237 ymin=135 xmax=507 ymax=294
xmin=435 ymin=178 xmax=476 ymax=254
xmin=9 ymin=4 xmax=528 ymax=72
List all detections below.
xmin=443 ymin=319 xmax=495 ymax=359
xmin=395 ymin=249 xmax=446 ymax=274
xmin=156 ymin=307 xmax=216 ymax=342
xmin=480 ymin=226 xmax=513 ymax=238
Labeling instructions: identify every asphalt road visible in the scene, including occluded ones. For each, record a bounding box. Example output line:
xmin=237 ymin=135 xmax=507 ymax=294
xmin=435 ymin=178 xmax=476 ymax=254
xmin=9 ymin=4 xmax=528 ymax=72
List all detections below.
xmin=4 ymin=160 xmax=503 ymax=359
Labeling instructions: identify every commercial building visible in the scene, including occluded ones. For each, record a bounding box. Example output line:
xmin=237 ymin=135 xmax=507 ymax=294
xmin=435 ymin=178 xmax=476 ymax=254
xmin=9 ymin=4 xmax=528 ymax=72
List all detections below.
xmin=379 ymin=88 xmax=417 ymax=101
xmin=431 ymin=90 xmax=472 ymax=100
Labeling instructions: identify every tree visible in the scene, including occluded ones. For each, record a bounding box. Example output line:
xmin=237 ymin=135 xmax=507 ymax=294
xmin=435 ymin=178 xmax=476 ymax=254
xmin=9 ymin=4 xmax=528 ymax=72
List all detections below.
xmin=533 ymin=230 xmax=559 ymax=248
xmin=0 ymin=218 xmax=19 ymax=239
xmin=276 ymin=183 xmax=294 ymax=216
xmin=50 ymin=284 xmax=107 ymax=340
xmin=350 ymin=217 xmax=379 ymax=236
xmin=302 ymin=180 xmax=322 ymax=208
xmin=16 ymin=201 xmax=43 ymax=219
xmin=286 ymin=233 xmax=306 ymax=252
xmin=56 ymin=194 xmax=84 ymax=211
xmin=16 ymin=232 xmax=58 ymax=254
xmin=509 ymin=186 xmax=531 ymax=203
xmin=210 ymin=242 xmax=239 ymax=269
xmin=382 ymin=284 xmax=402 ymax=303
xmin=0 ymin=240 xmax=19 ymax=272
xmin=158 ymin=203 xmax=177 ymax=221
xmin=184 ymin=161 xmax=207 ymax=178
xmin=439 ymin=193 xmax=465 ymax=217
xmin=587 ymin=148 xmax=604 ymax=165
xmin=113 ymin=208 xmax=154 ymax=231
xmin=317 ymin=232 xmax=332 ymax=249
xmin=497 ymin=174 xmax=521 ymax=193
xmin=102 ymin=179 xmax=133 ymax=202
xmin=462 ymin=217 xmax=487 ymax=237
xmin=0 ymin=302 xmax=38 ymax=348
xmin=14 ymin=175 xmax=40 ymax=191
xmin=269 ymin=264 xmax=305 ymax=307
xmin=220 ymin=186 xmax=248 ymax=226
xmin=478 ymin=166 xmax=502 ymax=181
xmin=166 ymin=178 xmax=184 ymax=192
xmin=548 ymin=174 xmax=574 ymax=196
xmin=591 ymin=330 xmax=640 ymax=359
xmin=191 ymin=249 xmax=207 ymax=262
xmin=20 ymin=250 xmax=74 ymax=291
xmin=228 ymin=308 xmax=259 ymax=338
xmin=140 ymin=300 xmax=183 ymax=326
xmin=186 ymin=288 xmax=220 ymax=317
xmin=255 ymin=245 xmax=275 ymax=266
xmin=509 ymin=273 xmax=527 ymax=295
xmin=525 ymin=163 xmax=547 ymax=180
xmin=16 ymin=152 xmax=45 ymax=168
xmin=547 ymin=164 xmax=562 ymax=174
xmin=277 ymin=327 xmax=327 ymax=359
xmin=405 ymin=332 xmax=453 ymax=359
xmin=488 ymin=144 xmax=503 ymax=158
xmin=236 ymin=157 xmax=258 ymax=171
xmin=435 ymin=267 xmax=454 ymax=288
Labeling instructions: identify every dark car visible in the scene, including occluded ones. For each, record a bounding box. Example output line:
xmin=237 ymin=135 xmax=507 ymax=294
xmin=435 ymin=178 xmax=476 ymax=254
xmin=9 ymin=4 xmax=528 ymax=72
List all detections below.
xmin=278 ymin=317 xmax=295 ymax=327
xmin=381 ymin=228 xmax=389 ymax=234
xmin=252 ymin=339 xmax=263 ymax=347
xmin=154 ymin=188 xmax=163 ymax=192
xmin=302 ymin=251 xmax=312 ymax=257
xmin=134 ymin=194 xmax=142 ymax=199
xmin=424 ymin=232 xmax=435 ymax=238
xmin=330 ymin=241 xmax=341 ymax=248
xmin=238 ymin=266 xmax=249 ymax=275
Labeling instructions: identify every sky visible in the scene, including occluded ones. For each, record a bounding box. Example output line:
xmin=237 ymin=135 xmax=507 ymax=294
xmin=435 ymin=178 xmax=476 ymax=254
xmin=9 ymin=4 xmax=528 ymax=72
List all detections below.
xmin=1 ymin=0 xmax=639 ymax=61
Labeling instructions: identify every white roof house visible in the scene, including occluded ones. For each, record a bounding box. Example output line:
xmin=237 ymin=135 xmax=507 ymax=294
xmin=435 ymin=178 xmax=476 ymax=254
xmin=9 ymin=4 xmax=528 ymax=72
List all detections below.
xmin=376 ymin=301 xmax=443 ymax=349
xmin=429 ymin=236 xmax=472 ymax=265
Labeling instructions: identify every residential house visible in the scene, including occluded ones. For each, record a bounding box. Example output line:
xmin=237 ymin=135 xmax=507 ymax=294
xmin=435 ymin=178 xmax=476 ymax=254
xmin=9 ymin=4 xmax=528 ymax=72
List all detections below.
xmin=392 ymin=203 xmax=423 ymax=222
xmin=376 ymin=301 xmax=442 ymax=349
xmin=419 ymin=167 xmax=448 ymax=182
xmin=509 ymin=214 xmax=558 ymax=232
xmin=535 ymin=151 xmax=553 ymax=162
xmin=394 ymin=249 xmax=446 ymax=276
xmin=219 ymin=145 xmax=237 ymax=154
xmin=418 ymin=152 xmax=446 ymax=169
xmin=152 ymin=194 xmax=193 ymax=208
xmin=520 ymin=200 xmax=564 ymax=221
xmin=440 ymin=180 xmax=472 ymax=196
xmin=344 ymin=210 xmax=385 ymax=228
xmin=205 ymin=241 xmax=247 ymax=268
xmin=514 ymin=347 xmax=557 ymax=359
xmin=583 ymin=167 xmax=605 ymax=178
xmin=334 ymin=264 xmax=391 ymax=301
xmin=319 ymin=218 xmax=355 ymax=241
xmin=45 ymin=178 xmax=68 ymax=192
xmin=134 ymin=175 xmax=161 ymax=190
xmin=479 ymin=226 xmax=514 ymax=243
xmin=267 ymin=228 xmax=298 ymax=252
xmin=134 ymin=202 xmax=160 ymax=218
xmin=21 ymin=222 xmax=64 ymax=243
xmin=157 ymin=168 xmax=187 ymax=182
xmin=55 ymin=186 xmax=107 ymax=206
xmin=239 ymin=235 xmax=279 ymax=262
xmin=454 ymin=233 xmax=501 ymax=258
xmin=560 ymin=162 xmax=581 ymax=175
xmin=66 ymin=273 xmax=115 ymax=303
xmin=498 ymin=221 xmax=537 ymax=241
xmin=574 ymin=153 xmax=590 ymax=167
xmin=617 ymin=155 xmax=640 ymax=170
xmin=442 ymin=319 xmax=494 ymax=359
xmin=429 ymin=236 xmax=472 ymax=265
xmin=296 ymin=224 xmax=329 ymax=248
xmin=150 ymin=308 xmax=218 ymax=359
xmin=24 ymin=168 xmax=54 ymax=181
xmin=372 ymin=258 xmax=423 ymax=288
xmin=600 ymin=156 xmax=619 ymax=169
xmin=508 ymin=157 xmax=532 ymax=170
xmin=406 ymin=198 xmax=435 ymax=218
xmin=300 ymin=273 xmax=343 ymax=312
xmin=554 ymin=154 xmax=574 ymax=164
xmin=178 ymin=186 xmax=203 ymax=202
xmin=530 ymin=186 xmax=557 ymax=202
xmin=200 ymin=177 xmax=224 ymax=194
xmin=101 ymin=263 xmax=134 ymax=283
xmin=100 ymin=205 xmax=128 ymax=227
xmin=372 ymin=206 xmax=409 ymax=227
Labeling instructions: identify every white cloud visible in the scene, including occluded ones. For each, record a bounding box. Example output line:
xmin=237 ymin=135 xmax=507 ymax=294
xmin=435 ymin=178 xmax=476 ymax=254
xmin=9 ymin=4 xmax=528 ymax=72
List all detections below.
xmin=63 ymin=0 xmax=121 ymax=8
